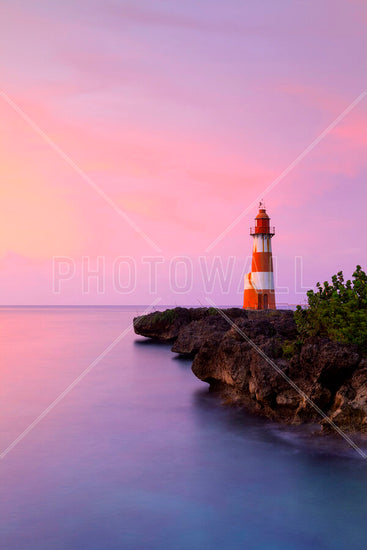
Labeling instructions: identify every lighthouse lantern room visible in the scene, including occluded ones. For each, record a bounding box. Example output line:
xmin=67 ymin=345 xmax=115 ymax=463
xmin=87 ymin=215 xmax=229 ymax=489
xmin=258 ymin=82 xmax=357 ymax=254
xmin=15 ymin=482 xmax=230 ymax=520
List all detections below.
xmin=243 ymin=201 xmax=276 ymax=310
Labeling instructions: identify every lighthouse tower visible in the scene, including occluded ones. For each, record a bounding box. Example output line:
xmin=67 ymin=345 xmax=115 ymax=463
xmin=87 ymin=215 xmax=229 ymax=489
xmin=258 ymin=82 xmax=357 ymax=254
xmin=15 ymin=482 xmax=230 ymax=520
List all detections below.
xmin=243 ymin=201 xmax=276 ymax=310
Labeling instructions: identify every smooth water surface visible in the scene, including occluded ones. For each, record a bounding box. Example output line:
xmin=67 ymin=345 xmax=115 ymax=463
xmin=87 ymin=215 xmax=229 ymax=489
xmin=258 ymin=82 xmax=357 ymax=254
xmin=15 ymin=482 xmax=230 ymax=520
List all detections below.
xmin=1 ymin=307 xmax=367 ymax=550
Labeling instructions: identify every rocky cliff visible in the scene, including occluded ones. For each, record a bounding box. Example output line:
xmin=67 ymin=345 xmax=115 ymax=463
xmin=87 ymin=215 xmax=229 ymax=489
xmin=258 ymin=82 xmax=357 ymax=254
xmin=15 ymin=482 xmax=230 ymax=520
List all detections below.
xmin=133 ymin=307 xmax=367 ymax=434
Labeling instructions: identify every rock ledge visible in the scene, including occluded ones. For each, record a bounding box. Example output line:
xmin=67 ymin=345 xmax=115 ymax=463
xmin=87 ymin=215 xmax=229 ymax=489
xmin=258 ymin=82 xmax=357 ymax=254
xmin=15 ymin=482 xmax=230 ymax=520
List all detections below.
xmin=134 ymin=307 xmax=367 ymax=434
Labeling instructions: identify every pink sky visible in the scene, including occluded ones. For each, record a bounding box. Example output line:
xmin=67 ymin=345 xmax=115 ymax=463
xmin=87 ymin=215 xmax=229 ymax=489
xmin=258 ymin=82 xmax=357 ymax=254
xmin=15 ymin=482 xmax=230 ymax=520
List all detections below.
xmin=0 ymin=0 xmax=366 ymax=305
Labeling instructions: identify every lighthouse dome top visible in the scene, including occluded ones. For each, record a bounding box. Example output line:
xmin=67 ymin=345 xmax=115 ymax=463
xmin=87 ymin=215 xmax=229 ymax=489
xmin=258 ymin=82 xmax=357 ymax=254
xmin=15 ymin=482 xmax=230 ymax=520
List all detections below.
xmin=256 ymin=209 xmax=269 ymax=219
xmin=255 ymin=200 xmax=270 ymax=219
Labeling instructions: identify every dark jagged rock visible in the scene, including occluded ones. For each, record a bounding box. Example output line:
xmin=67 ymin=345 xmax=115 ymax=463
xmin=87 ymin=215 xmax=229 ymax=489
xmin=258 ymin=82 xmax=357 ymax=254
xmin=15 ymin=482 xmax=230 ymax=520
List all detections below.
xmin=133 ymin=307 xmax=367 ymax=434
xmin=171 ymin=313 xmax=243 ymax=354
xmin=134 ymin=307 xmax=249 ymax=343
xmin=325 ymin=360 xmax=367 ymax=433
xmin=133 ymin=307 xmax=206 ymax=341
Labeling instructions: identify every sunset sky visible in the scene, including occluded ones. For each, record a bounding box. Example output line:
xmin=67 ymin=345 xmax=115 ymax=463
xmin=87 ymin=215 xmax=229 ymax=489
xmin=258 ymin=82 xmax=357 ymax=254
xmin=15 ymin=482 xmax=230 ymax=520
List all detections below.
xmin=1 ymin=0 xmax=366 ymax=305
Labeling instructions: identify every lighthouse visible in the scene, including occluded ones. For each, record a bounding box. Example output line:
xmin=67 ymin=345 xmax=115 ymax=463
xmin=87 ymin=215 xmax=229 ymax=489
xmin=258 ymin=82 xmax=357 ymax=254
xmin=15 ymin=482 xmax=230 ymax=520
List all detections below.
xmin=243 ymin=201 xmax=276 ymax=310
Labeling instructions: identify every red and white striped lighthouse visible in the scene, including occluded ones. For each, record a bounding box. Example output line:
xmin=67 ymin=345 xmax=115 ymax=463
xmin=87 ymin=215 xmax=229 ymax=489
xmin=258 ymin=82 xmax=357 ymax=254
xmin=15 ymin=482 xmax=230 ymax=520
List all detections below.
xmin=243 ymin=201 xmax=276 ymax=310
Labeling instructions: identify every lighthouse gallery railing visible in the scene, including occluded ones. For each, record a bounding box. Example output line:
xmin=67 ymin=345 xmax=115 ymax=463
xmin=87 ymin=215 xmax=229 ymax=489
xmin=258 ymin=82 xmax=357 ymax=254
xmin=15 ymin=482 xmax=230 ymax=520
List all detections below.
xmin=250 ymin=226 xmax=275 ymax=236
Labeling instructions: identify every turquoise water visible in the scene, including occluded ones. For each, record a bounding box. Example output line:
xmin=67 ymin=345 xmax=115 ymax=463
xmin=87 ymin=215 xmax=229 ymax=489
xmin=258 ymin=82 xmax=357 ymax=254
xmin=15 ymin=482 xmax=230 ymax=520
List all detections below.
xmin=1 ymin=307 xmax=367 ymax=549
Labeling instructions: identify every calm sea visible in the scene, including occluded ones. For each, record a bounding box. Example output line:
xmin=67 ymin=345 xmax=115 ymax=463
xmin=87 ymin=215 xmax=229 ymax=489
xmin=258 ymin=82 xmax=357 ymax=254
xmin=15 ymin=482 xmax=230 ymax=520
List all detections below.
xmin=1 ymin=307 xmax=367 ymax=550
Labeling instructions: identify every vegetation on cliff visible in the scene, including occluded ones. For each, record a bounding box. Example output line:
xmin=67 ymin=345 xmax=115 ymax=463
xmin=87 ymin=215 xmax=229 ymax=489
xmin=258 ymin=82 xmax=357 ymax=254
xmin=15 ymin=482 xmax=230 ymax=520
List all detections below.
xmin=295 ymin=265 xmax=367 ymax=351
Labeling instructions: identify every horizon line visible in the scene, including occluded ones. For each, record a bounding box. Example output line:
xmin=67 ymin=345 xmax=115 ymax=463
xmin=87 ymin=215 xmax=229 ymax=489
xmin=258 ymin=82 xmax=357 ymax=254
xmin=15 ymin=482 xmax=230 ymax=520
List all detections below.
xmin=0 ymin=303 xmax=298 ymax=308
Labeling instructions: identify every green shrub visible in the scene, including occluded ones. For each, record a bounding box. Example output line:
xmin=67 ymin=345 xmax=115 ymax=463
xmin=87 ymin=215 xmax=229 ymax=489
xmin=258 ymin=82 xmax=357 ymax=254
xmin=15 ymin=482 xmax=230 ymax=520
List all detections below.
xmin=295 ymin=265 xmax=367 ymax=351
xmin=150 ymin=308 xmax=178 ymax=325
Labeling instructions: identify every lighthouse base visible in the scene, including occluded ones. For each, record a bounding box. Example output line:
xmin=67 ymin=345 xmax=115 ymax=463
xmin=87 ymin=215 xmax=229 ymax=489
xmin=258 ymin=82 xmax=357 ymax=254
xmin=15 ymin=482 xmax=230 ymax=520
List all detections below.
xmin=243 ymin=265 xmax=276 ymax=310
xmin=243 ymin=282 xmax=276 ymax=310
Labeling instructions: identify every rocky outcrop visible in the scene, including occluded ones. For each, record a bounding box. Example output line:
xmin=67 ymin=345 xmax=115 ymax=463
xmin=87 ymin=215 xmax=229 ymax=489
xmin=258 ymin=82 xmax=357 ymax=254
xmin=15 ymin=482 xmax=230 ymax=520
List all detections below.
xmin=133 ymin=307 xmax=223 ymax=341
xmin=133 ymin=307 xmax=367 ymax=433
xmin=325 ymin=360 xmax=367 ymax=433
